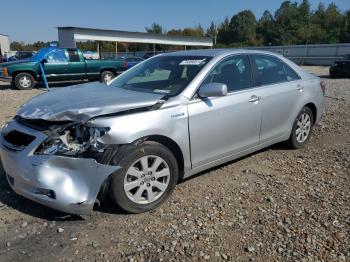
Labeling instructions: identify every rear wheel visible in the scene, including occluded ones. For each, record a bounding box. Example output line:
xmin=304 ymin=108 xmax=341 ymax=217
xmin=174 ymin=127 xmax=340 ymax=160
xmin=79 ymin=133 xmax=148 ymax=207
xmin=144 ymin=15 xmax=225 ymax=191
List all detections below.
xmin=109 ymin=141 xmax=178 ymax=213
xmin=100 ymin=71 xmax=115 ymax=84
xmin=286 ymin=107 xmax=314 ymax=149
xmin=14 ymin=73 xmax=35 ymax=90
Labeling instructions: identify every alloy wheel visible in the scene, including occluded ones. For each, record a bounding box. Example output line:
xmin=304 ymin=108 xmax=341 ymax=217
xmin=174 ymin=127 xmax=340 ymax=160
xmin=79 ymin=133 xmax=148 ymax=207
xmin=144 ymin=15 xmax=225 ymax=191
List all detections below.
xmin=123 ymin=155 xmax=170 ymax=204
xmin=296 ymin=113 xmax=311 ymax=143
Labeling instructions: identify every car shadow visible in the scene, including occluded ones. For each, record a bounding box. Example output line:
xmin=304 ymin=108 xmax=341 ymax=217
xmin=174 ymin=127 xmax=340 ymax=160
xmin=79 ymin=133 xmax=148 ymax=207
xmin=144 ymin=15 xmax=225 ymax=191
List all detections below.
xmin=321 ymin=75 xmax=350 ymax=79
xmin=0 ymin=159 xmax=83 ymax=221
xmin=95 ymin=196 xmax=131 ymax=216
xmin=178 ymin=142 xmax=289 ymax=185
xmin=0 ymin=142 xmax=290 ymax=219
xmin=0 ymin=83 xmax=17 ymax=90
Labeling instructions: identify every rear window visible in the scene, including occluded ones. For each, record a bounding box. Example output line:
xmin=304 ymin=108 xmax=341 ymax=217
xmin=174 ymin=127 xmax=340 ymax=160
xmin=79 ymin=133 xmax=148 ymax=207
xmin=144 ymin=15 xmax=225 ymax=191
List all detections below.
xmin=67 ymin=50 xmax=81 ymax=62
xmin=253 ymin=55 xmax=300 ymax=85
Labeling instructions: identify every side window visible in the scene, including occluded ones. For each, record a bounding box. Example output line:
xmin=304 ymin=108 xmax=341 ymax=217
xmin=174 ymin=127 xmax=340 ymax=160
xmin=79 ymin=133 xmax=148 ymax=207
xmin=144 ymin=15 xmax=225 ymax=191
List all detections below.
xmin=253 ymin=55 xmax=286 ymax=85
xmin=68 ymin=50 xmax=81 ymax=62
xmin=253 ymin=55 xmax=300 ymax=85
xmin=46 ymin=49 xmax=68 ymax=63
xmin=284 ymin=64 xmax=300 ymax=81
xmin=203 ymin=55 xmax=253 ymax=92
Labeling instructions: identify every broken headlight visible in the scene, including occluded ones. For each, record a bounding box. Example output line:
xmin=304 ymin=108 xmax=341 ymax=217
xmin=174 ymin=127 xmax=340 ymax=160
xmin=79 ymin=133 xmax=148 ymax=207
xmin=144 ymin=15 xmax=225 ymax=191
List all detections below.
xmin=35 ymin=124 xmax=110 ymax=156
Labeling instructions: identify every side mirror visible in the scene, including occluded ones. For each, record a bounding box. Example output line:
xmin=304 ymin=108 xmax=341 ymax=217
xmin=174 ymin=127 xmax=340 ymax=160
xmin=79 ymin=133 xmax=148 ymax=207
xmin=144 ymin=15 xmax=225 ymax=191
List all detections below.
xmin=40 ymin=58 xmax=48 ymax=64
xmin=198 ymin=83 xmax=228 ymax=98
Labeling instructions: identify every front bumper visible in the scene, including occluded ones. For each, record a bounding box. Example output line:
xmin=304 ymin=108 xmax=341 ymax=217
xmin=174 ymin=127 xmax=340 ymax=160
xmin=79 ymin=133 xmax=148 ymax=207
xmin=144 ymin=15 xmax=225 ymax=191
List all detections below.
xmin=0 ymin=120 xmax=120 ymax=215
xmin=0 ymin=76 xmax=12 ymax=82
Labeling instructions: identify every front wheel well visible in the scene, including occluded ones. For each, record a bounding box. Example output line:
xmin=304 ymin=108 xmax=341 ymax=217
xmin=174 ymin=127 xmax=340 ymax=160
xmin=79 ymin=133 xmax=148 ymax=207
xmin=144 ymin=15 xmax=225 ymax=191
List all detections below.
xmin=304 ymin=103 xmax=317 ymax=124
xmin=143 ymin=135 xmax=185 ymax=181
xmin=97 ymin=136 xmax=184 ymax=202
xmin=100 ymin=68 xmax=116 ymax=75
xmin=12 ymin=70 xmax=37 ymax=82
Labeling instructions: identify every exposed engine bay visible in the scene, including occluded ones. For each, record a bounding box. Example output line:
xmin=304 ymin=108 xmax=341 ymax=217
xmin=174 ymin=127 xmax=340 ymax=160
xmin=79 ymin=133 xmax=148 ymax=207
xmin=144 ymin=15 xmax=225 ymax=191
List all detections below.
xmin=35 ymin=123 xmax=110 ymax=156
xmin=12 ymin=116 xmax=116 ymax=167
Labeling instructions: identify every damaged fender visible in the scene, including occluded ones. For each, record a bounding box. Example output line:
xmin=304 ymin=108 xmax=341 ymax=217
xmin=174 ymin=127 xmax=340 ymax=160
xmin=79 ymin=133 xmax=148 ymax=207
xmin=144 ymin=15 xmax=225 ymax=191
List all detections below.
xmin=1 ymin=149 xmax=120 ymax=214
xmin=0 ymin=120 xmax=120 ymax=214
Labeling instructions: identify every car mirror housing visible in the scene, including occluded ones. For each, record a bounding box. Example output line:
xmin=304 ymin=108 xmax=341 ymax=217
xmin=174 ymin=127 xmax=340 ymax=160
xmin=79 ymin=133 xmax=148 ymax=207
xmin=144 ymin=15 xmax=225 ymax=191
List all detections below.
xmin=40 ymin=58 xmax=48 ymax=64
xmin=198 ymin=83 xmax=228 ymax=98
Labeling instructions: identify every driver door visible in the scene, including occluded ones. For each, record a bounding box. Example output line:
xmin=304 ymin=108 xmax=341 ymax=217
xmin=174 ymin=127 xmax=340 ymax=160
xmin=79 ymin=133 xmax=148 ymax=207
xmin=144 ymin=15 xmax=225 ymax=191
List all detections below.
xmin=188 ymin=55 xmax=262 ymax=168
xmin=43 ymin=49 xmax=70 ymax=81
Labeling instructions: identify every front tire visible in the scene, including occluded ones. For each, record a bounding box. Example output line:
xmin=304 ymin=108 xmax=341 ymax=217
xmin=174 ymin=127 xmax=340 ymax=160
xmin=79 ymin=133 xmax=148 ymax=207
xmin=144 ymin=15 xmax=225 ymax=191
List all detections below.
xmin=14 ymin=73 xmax=35 ymax=90
xmin=286 ymin=107 xmax=314 ymax=149
xmin=109 ymin=141 xmax=178 ymax=213
xmin=100 ymin=71 xmax=115 ymax=84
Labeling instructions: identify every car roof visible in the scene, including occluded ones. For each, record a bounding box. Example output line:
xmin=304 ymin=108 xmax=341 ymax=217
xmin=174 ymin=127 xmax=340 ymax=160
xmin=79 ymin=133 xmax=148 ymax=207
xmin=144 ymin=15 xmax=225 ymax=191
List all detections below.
xmin=161 ymin=48 xmax=282 ymax=58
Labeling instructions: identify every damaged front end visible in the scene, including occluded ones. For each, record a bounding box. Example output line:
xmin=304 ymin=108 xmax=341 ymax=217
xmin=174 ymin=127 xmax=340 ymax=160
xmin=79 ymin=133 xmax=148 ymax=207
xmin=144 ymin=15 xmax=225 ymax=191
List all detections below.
xmin=0 ymin=116 xmax=120 ymax=215
xmin=34 ymin=121 xmax=110 ymax=157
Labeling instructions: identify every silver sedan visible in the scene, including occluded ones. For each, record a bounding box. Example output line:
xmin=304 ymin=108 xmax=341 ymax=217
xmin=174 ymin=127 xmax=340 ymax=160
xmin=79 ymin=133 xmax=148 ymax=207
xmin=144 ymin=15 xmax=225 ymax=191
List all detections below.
xmin=0 ymin=49 xmax=325 ymax=214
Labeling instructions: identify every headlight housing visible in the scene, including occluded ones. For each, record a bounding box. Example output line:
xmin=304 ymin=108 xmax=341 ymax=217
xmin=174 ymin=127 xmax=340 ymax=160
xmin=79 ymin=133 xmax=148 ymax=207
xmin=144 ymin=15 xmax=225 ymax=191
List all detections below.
xmin=35 ymin=124 xmax=110 ymax=156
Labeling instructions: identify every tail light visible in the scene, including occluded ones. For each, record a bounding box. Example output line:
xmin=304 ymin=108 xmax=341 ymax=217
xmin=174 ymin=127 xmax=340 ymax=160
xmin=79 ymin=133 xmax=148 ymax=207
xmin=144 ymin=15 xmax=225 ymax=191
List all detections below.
xmin=320 ymin=80 xmax=326 ymax=96
xmin=124 ymin=60 xmax=128 ymax=69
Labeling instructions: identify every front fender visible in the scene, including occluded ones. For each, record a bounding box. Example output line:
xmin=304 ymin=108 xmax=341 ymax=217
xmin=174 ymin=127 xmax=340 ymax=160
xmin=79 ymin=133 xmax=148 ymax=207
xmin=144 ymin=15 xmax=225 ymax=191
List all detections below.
xmin=89 ymin=105 xmax=192 ymax=172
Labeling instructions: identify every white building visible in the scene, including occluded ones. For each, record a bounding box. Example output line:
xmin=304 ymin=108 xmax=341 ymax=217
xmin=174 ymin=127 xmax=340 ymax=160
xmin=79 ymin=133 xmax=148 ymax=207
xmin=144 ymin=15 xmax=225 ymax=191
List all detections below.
xmin=0 ymin=34 xmax=10 ymax=55
xmin=58 ymin=27 xmax=213 ymax=57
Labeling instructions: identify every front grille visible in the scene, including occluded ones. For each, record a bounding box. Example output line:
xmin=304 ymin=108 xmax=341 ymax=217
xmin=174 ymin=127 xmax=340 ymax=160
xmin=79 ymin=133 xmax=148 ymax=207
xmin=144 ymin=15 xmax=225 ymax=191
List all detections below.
xmin=2 ymin=130 xmax=35 ymax=148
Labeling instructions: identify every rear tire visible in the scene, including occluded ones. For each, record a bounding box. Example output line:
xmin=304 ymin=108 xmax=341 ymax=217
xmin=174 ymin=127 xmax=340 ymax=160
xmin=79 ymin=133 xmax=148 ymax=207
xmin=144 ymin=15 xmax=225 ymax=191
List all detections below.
xmin=286 ymin=107 xmax=314 ymax=149
xmin=14 ymin=73 xmax=35 ymax=90
xmin=100 ymin=71 xmax=115 ymax=84
xmin=109 ymin=141 xmax=178 ymax=213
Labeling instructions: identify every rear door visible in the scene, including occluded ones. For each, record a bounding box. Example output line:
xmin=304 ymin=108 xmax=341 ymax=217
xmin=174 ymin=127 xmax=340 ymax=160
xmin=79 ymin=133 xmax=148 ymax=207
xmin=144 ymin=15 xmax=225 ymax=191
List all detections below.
xmin=188 ymin=55 xmax=262 ymax=168
xmin=250 ymin=54 xmax=302 ymax=143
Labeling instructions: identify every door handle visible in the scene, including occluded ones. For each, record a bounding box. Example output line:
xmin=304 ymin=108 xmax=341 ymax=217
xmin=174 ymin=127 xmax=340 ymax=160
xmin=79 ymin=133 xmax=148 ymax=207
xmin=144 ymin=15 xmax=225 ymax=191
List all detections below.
xmin=249 ymin=95 xmax=261 ymax=103
xmin=296 ymin=85 xmax=304 ymax=91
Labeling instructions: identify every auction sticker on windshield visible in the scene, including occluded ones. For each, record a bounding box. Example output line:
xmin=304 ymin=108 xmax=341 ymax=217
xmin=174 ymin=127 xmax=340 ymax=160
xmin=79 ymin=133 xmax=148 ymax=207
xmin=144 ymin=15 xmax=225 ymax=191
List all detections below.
xmin=179 ymin=59 xmax=206 ymax=66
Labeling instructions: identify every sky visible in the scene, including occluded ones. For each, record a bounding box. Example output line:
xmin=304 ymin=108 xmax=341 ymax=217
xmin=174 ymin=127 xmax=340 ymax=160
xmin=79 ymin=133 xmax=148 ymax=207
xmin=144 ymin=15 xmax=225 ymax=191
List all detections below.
xmin=0 ymin=0 xmax=349 ymax=43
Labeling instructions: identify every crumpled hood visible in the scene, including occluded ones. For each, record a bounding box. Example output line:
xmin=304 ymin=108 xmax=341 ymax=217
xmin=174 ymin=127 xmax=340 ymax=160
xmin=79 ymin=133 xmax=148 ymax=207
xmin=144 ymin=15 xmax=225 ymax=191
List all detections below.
xmin=16 ymin=82 xmax=165 ymax=122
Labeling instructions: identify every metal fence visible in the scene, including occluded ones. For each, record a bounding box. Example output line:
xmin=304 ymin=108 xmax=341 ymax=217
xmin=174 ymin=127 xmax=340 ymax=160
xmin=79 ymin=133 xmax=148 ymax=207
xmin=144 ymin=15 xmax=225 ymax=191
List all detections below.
xmin=100 ymin=44 xmax=350 ymax=65
xmin=99 ymin=51 xmax=147 ymax=60
xmin=246 ymin=43 xmax=350 ymax=66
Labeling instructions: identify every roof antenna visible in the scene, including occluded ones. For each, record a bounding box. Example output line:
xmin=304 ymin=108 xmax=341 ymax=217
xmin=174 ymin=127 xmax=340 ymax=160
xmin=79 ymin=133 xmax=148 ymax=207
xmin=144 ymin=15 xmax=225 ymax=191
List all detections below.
xmin=39 ymin=59 xmax=50 ymax=91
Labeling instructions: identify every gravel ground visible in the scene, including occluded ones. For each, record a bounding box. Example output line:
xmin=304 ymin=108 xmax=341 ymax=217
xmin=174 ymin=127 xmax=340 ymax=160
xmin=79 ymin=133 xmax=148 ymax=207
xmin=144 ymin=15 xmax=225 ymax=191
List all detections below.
xmin=0 ymin=67 xmax=349 ymax=262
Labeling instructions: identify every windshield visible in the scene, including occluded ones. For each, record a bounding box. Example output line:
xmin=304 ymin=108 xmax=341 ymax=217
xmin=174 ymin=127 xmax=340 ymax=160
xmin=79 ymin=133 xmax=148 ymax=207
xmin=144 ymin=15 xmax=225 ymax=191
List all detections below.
xmin=31 ymin=48 xmax=68 ymax=63
xmin=110 ymin=55 xmax=212 ymax=96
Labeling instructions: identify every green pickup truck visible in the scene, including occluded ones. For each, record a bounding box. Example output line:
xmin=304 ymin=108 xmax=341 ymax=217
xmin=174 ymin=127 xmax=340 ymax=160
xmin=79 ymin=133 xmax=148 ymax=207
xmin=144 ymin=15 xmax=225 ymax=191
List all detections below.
xmin=0 ymin=47 xmax=125 ymax=90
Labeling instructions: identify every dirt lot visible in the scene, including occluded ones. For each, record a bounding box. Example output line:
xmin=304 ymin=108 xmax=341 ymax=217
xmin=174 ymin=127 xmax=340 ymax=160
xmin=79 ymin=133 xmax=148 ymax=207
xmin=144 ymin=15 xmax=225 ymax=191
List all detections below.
xmin=0 ymin=67 xmax=349 ymax=262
